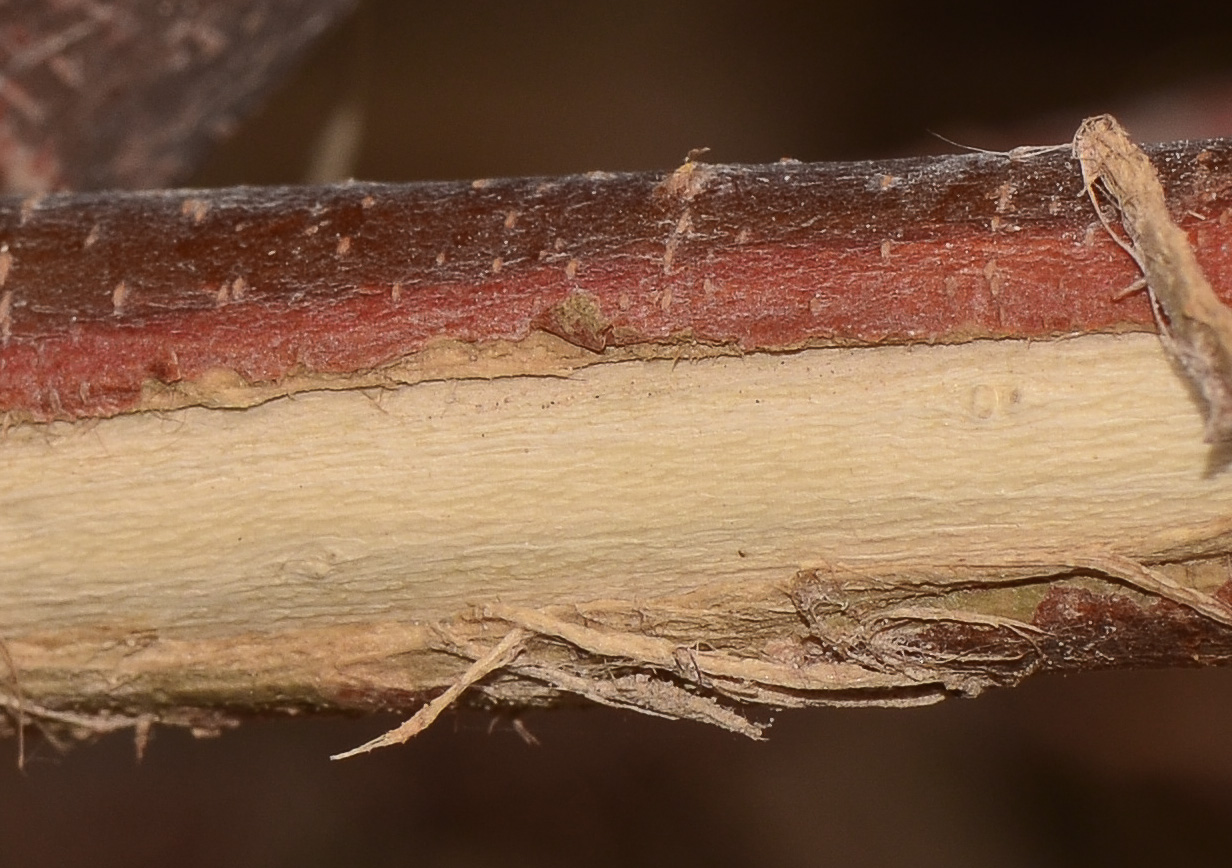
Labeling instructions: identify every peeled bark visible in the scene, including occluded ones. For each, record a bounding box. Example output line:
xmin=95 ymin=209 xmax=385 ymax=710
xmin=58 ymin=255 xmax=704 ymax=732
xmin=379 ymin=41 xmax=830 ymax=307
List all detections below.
xmin=5 ymin=136 xmax=1232 ymax=755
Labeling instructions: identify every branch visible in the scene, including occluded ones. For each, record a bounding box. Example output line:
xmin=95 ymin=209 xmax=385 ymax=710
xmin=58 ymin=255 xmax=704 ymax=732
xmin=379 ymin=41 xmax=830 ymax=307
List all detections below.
xmin=5 ymin=127 xmax=1232 ymax=758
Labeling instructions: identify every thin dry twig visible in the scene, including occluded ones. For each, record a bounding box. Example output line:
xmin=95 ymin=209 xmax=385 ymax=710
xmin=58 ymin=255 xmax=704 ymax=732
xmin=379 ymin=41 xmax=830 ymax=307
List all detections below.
xmin=330 ymin=626 xmax=529 ymax=760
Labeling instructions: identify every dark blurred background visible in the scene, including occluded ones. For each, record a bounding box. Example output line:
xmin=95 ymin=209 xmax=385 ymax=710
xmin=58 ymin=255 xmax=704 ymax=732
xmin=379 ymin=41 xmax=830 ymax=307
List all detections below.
xmin=194 ymin=1 xmax=1232 ymax=186
xmin=7 ymin=669 xmax=1232 ymax=868
xmin=8 ymin=2 xmax=1232 ymax=865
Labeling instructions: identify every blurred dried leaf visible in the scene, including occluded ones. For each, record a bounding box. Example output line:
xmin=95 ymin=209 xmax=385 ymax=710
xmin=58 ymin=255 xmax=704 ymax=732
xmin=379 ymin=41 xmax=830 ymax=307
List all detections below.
xmin=0 ymin=0 xmax=356 ymax=193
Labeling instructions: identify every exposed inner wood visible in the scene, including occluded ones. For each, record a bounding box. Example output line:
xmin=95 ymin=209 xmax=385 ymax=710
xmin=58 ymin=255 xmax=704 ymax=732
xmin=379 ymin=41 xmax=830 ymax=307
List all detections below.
xmin=3 ymin=332 xmax=1226 ymax=638
xmin=7 ymin=332 xmax=1232 ymax=747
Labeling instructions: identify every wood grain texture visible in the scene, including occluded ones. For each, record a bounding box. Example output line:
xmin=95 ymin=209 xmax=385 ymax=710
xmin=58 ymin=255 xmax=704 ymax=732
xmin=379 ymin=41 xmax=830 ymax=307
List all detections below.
xmin=7 ymin=332 xmax=1232 ymax=734
xmin=3 ymin=331 xmax=1228 ymax=639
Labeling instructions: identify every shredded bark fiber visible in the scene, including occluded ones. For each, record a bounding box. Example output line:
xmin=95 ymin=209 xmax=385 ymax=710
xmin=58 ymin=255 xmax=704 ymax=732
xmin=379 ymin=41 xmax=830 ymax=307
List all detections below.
xmin=1075 ymin=114 xmax=1232 ymax=441
xmin=327 ymin=552 xmax=1232 ymax=759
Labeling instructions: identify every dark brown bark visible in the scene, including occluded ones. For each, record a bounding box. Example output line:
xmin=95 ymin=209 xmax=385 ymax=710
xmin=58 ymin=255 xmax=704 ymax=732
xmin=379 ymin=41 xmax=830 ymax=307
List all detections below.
xmin=5 ymin=139 xmax=1232 ymax=422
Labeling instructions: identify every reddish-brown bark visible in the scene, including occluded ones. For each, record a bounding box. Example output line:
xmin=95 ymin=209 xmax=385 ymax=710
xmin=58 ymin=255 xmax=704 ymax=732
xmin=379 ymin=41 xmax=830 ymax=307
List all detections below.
xmin=877 ymin=578 xmax=1232 ymax=686
xmin=1033 ymin=582 xmax=1232 ymax=671
xmin=3 ymin=140 xmax=1232 ymax=422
